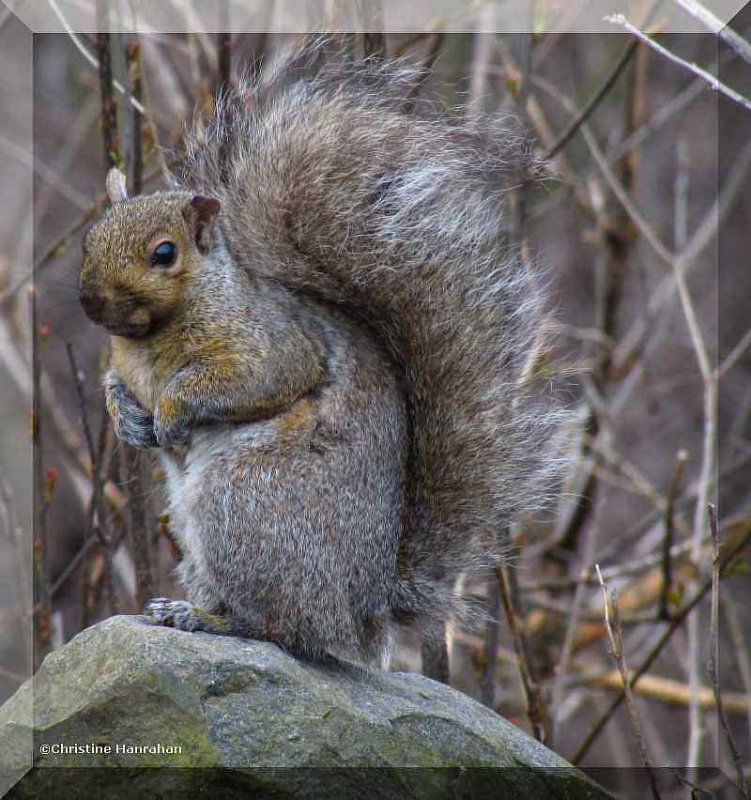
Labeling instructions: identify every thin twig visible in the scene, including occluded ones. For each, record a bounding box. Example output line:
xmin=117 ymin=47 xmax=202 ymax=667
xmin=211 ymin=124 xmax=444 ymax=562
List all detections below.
xmin=481 ymin=568 xmax=501 ymax=709
xmin=721 ymin=587 xmax=751 ymax=738
xmin=467 ymin=6 xmax=496 ymax=118
xmin=533 ymin=75 xmax=676 ymax=270
xmin=522 ymin=537 xmax=701 ymax=591
xmin=95 ymin=24 xmax=121 ymax=170
xmin=672 ymin=135 xmax=717 ymax=768
xmin=0 ymin=468 xmax=31 ymax=656
xmin=572 ymin=526 xmax=751 ymax=764
xmin=545 ymin=0 xmax=661 ymax=159
xmin=125 ymin=39 xmax=143 ymax=194
xmin=65 ymin=344 xmax=97 ymax=471
xmin=47 ymin=0 xmax=146 ymax=115
xmin=546 ymin=39 xmax=639 ymax=159
xmin=31 ymin=288 xmax=52 ymax=668
xmin=498 ymin=564 xmax=548 ymax=742
xmin=708 ymin=504 xmax=749 ymax=799
xmin=576 ymin=669 xmax=751 ymax=716
xmin=403 ymin=32 xmax=445 ymax=111
xmin=595 ymin=565 xmax=661 ymax=800
xmin=65 ymin=344 xmax=116 ymax=616
xmin=670 ymin=0 xmax=751 ymax=67
xmin=115 ymin=26 xmax=156 ymax=609
xmin=216 ymin=22 xmax=232 ymax=96
xmin=605 ymin=14 xmax=751 ymax=113
xmin=612 ymin=135 xmax=751 ymax=390
xmin=119 ymin=447 xmax=155 ymax=608
xmin=659 ymin=450 xmax=689 ymax=620
xmin=716 ymin=326 xmax=751 ymax=379
xmin=0 ymin=130 xmax=92 ymax=211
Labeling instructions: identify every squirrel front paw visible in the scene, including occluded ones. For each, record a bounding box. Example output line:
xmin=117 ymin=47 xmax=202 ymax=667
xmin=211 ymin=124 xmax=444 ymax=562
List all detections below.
xmin=153 ymin=396 xmax=191 ymax=448
xmin=104 ymin=372 xmax=158 ymax=449
xmin=144 ymin=598 xmax=231 ymax=634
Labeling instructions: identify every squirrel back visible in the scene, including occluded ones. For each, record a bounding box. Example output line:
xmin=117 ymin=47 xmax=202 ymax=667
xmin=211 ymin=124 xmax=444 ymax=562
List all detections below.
xmin=178 ymin=39 xmax=563 ymax=622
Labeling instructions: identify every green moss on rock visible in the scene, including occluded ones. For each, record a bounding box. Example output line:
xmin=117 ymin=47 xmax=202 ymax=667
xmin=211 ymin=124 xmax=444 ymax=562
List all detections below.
xmin=0 ymin=616 xmax=612 ymax=799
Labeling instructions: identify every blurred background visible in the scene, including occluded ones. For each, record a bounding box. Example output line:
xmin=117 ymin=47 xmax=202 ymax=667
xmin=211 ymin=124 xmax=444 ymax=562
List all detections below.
xmin=0 ymin=1 xmax=749 ymax=790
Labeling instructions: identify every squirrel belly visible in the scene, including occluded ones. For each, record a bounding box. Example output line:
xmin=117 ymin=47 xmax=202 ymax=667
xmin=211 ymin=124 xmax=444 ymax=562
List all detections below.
xmin=160 ymin=307 xmax=407 ymax=662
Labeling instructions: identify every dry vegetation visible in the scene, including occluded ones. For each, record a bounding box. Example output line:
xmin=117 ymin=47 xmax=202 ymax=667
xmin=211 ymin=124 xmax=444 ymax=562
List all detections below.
xmin=0 ymin=5 xmax=749 ymax=795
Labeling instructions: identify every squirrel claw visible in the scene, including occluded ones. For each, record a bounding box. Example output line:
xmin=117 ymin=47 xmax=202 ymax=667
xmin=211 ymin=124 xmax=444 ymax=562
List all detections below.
xmin=154 ymin=418 xmax=190 ymax=448
xmin=144 ymin=598 xmax=200 ymax=631
xmin=144 ymin=598 xmax=228 ymax=634
xmin=104 ymin=374 xmax=158 ymax=450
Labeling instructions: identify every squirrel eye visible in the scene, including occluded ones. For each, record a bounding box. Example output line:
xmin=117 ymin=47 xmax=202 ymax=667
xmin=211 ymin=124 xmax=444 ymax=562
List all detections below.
xmin=150 ymin=241 xmax=177 ymax=268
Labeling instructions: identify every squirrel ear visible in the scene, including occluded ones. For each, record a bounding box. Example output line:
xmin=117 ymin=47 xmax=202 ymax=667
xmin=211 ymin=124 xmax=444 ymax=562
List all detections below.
xmin=106 ymin=168 xmax=128 ymax=204
xmin=183 ymin=195 xmax=221 ymax=256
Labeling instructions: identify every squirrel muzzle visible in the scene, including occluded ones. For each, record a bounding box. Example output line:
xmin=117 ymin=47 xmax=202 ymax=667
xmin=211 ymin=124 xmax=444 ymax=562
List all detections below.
xmin=79 ymin=286 xmax=153 ymax=338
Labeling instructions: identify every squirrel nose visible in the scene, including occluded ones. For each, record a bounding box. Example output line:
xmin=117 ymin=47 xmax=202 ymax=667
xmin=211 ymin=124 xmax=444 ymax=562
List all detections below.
xmin=80 ymin=291 xmax=106 ymax=323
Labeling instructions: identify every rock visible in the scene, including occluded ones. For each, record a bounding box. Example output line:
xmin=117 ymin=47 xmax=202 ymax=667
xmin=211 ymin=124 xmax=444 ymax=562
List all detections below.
xmin=0 ymin=616 xmax=611 ymax=798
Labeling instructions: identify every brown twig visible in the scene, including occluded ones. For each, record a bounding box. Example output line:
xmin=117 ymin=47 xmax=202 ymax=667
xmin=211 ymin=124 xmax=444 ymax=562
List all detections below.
xmin=355 ymin=0 xmax=385 ymax=59
xmin=577 ymin=669 xmax=751 ymax=716
xmin=606 ymin=14 xmax=751 ymax=114
xmin=572 ymin=526 xmax=751 ymax=764
xmin=65 ymin=343 xmax=116 ymax=616
xmin=659 ymin=450 xmax=689 ymax=620
xmin=115 ymin=28 xmax=156 ymax=609
xmin=31 ymin=288 xmax=51 ymax=669
xmin=544 ymin=0 xmax=672 ymax=160
xmin=596 ymin=565 xmax=661 ymax=800
xmin=721 ymin=586 xmax=751 ymax=737
xmin=481 ymin=568 xmax=501 ymax=709
xmin=403 ymin=32 xmax=445 ymax=112
xmin=0 ymin=468 xmax=31 ymax=656
xmin=708 ymin=504 xmax=749 ymax=799
xmin=499 ymin=563 xmax=548 ymax=742
xmin=125 ymin=39 xmax=144 ymax=195
xmin=119 ymin=448 xmax=155 ymax=609
xmin=65 ymin=343 xmax=97 ymax=475
xmin=545 ymin=39 xmax=638 ymax=160
xmin=94 ymin=18 xmax=121 ymax=170
xmin=216 ymin=29 xmax=232 ymax=96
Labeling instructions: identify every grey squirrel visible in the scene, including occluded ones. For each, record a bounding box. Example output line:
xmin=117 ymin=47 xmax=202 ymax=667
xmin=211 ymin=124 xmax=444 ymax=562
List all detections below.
xmin=79 ymin=39 xmax=562 ymax=665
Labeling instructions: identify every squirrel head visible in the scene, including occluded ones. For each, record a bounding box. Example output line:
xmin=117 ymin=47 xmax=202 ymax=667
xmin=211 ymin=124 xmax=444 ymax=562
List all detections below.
xmin=80 ymin=168 xmax=221 ymax=338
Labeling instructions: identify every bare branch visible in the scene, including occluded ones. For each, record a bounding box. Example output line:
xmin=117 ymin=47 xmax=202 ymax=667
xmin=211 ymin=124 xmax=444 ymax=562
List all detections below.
xmin=498 ymin=564 xmax=548 ymax=742
xmin=671 ymin=0 xmax=751 ymax=67
xmin=481 ymin=569 xmax=501 ymax=709
xmin=595 ymin=565 xmax=661 ymax=800
xmin=605 ymin=14 xmax=751 ymax=113
xmin=46 ymin=0 xmax=146 ymax=115
xmin=572 ymin=525 xmax=751 ymax=764
xmin=659 ymin=450 xmax=689 ymax=620
xmin=546 ymin=39 xmax=639 ymax=159
xmin=31 ymin=288 xmax=52 ymax=667
xmin=215 ymin=17 xmax=232 ymax=96
xmin=95 ymin=22 xmax=121 ymax=170
xmin=717 ymin=326 xmax=751 ymax=380
xmin=708 ymin=504 xmax=749 ymax=799
xmin=545 ymin=0 xmax=662 ymax=158
xmin=578 ymin=669 xmax=751 ymax=716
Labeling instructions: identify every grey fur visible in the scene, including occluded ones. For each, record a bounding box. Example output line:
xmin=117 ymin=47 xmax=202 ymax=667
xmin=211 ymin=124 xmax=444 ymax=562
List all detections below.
xmin=95 ymin=38 xmax=564 ymax=665
xmin=179 ymin=40 xmax=563 ymax=619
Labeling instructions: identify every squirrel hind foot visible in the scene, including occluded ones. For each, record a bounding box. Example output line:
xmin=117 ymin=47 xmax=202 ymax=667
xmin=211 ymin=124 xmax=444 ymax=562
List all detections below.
xmin=144 ymin=598 xmax=237 ymax=636
xmin=142 ymin=598 xmax=303 ymax=659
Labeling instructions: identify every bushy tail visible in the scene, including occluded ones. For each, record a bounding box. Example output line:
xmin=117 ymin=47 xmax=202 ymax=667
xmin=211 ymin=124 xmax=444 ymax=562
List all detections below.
xmin=179 ymin=37 xmax=565 ymax=623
